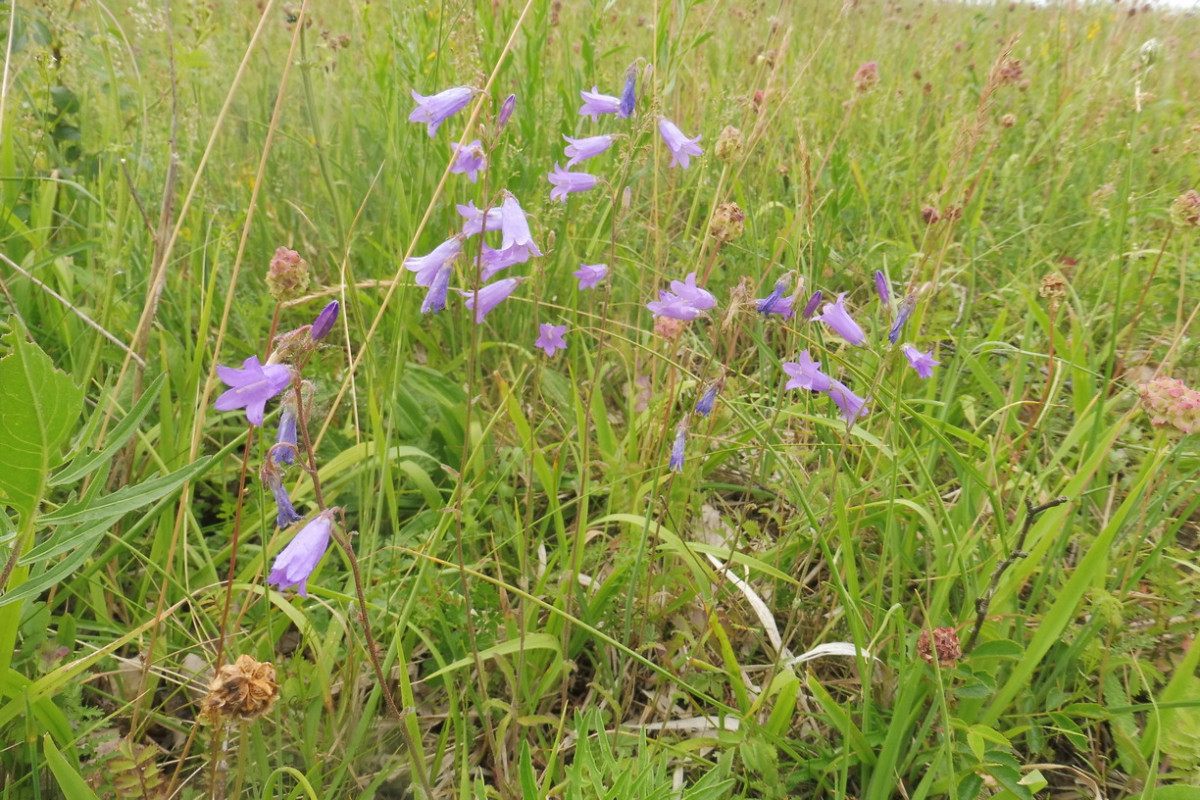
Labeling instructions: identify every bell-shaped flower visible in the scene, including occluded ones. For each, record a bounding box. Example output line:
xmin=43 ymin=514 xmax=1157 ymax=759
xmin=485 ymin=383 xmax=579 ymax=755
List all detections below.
xmin=658 ymin=118 xmax=703 ymax=169
xmin=408 ymin=87 xmax=475 ymax=137
xmin=450 ymin=139 xmax=487 ymax=183
xmin=757 ymin=279 xmax=796 ymax=318
xmin=619 ymin=66 xmax=637 ymax=118
xmin=267 ymin=508 xmax=337 ymax=596
xmin=563 ymin=134 xmax=614 ymax=167
xmin=578 ymin=86 xmax=621 ymax=120
xmin=814 ymin=293 xmax=867 ymax=345
xmin=535 ymin=323 xmax=567 ymax=356
xmin=646 ymin=272 xmax=716 ymax=321
xmin=901 ymin=344 xmax=940 ymax=378
xmin=460 ymin=277 xmax=524 ymax=323
xmin=499 ymin=192 xmax=543 ymax=257
xmin=574 ymin=263 xmax=607 ymax=290
xmin=782 ymin=351 xmax=832 ymax=392
xmin=548 ymin=163 xmax=598 ymax=202
xmin=826 ymin=379 xmax=869 ymax=425
xmin=669 ymin=421 xmax=688 ymax=472
xmin=457 ymin=202 xmax=502 ymax=237
xmin=214 ymin=355 xmax=292 ymax=427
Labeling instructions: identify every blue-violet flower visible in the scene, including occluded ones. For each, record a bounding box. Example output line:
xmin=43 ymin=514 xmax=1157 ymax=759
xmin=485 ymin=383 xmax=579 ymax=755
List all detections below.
xmin=646 ymin=272 xmax=717 ymax=321
xmin=214 ymin=355 xmax=292 ymax=427
xmin=814 ymin=293 xmax=867 ymax=346
xmin=535 ymin=323 xmax=568 ymax=357
xmin=669 ymin=422 xmax=688 ymax=472
xmin=826 ymin=379 xmax=869 ymax=425
xmin=498 ymin=93 xmax=516 ymax=128
xmin=619 ymin=65 xmax=637 ymax=118
xmin=782 ymin=350 xmax=833 ymax=392
xmin=450 ymin=139 xmax=487 ymax=183
xmin=563 ymin=134 xmax=614 ymax=167
xmin=757 ymin=279 xmax=795 ymax=318
xmin=267 ymin=508 xmax=337 ymax=597
xmin=460 ymin=277 xmax=524 ymax=323
xmin=901 ymin=344 xmax=940 ymax=378
xmin=658 ymin=118 xmax=704 ymax=169
xmin=409 ymin=87 xmax=475 ymax=137
xmin=578 ymin=86 xmax=621 ymax=120
xmin=549 ymin=163 xmax=598 ymax=202
xmin=574 ymin=262 xmax=608 ymax=290
xmin=800 ymin=290 xmax=823 ymax=321
xmin=310 ymin=300 xmax=339 ymax=341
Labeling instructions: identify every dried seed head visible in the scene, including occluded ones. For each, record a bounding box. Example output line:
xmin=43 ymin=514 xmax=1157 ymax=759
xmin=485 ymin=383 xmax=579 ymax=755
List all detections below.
xmin=1000 ymin=113 xmax=1017 ymax=128
xmin=917 ymin=627 xmax=961 ymax=668
xmin=710 ymin=202 xmax=746 ymax=243
xmin=1039 ymin=272 xmax=1068 ymax=301
xmin=653 ymin=316 xmax=687 ymax=341
xmin=199 ymin=654 xmax=279 ymax=724
xmin=266 ymin=247 xmax=310 ymax=303
xmin=853 ymin=61 xmax=879 ymax=94
xmin=1169 ymin=190 xmax=1200 ymax=228
xmin=920 ymin=205 xmax=941 ymax=225
xmin=714 ymin=126 xmax=745 ymax=162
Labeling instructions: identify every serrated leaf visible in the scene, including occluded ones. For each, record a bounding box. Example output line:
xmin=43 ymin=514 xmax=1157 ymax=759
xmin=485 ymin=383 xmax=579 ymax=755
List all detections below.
xmin=0 ymin=318 xmax=83 ymax=522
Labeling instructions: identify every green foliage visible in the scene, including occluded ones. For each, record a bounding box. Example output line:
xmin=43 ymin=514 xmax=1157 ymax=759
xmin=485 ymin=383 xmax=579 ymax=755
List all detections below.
xmin=2 ymin=0 xmax=1199 ymax=797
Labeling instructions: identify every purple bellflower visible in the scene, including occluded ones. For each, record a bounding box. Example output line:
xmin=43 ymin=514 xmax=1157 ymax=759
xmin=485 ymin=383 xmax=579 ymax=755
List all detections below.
xmin=889 ymin=292 xmax=918 ymax=344
xmin=658 ymin=118 xmax=704 ymax=169
xmin=574 ymin=262 xmax=608 ymax=290
xmin=814 ymin=293 xmax=867 ymax=346
xmin=800 ymin=290 xmax=823 ymax=321
xmin=647 ymin=272 xmax=717 ymax=321
xmin=535 ymin=323 xmax=568 ymax=356
xmin=214 ymin=355 xmax=292 ymax=427
xmin=263 ymin=463 xmax=304 ymax=529
xmin=782 ymin=350 xmax=833 ymax=392
xmin=619 ymin=66 xmax=637 ymax=118
xmin=310 ymin=300 xmax=339 ymax=341
xmin=669 ymin=421 xmax=688 ymax=472
xmin=422 ymin=261 xmax=453 ymax=313
xmin=460 ymin=277 xmax=523 ymax=323
xmin=695 ymin=383 xmax=721 ymax=417
xmin=450 ymin=139 xmax=487 ymax=183
xmin=901 ymin=344 xmax=940 ymax=378
xmin=826 ymin=379 xmax=869 ymax=426
xmin=457 ymin=201 xmax=503 ymax=237
xmin=272 ymin=403 xmax=298 ymax=466
xmin=476 ymin=244 xmax=531 ymax=281
xmin=498 ymin=93 xmax=516 ymax=128
xmin=549 ymin=163 xmax=598 ymax=202
xmin=409 ymin=87 xmax=475 ymax=137
xmin=757 ymin=279 xmax=796 ymax=318
xmin=579 ymin=86 xmax=622 ymax=120
xmin=267 ymin=508 xmax=337 ymax=597
xmin=405 ymin=236 xmax=462 ymax=314
xmin=499 ymin=192 xmax=543 ymax=259
xmin=874 ymin=270 xmax=891 ymax=307
xmin=563 ymin=134 xmax=614 ymax=167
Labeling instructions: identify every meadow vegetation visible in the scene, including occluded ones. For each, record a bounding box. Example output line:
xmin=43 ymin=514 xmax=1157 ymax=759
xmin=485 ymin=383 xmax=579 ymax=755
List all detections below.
xmin=2 ymin=0 xmax=1200 ymax=797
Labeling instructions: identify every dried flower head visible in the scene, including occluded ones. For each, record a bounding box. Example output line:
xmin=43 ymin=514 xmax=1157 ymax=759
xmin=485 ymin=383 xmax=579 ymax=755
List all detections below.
xmin=714 ymin=126 xmax=745 ymax=162
xmin=1169 ymin=190 xmax=1200 ymax=228
xmin=1000 ymin=113 xmax=1017 ymax=128
xmin=710 ymin=202 xmax=745 ymax=243
xmin=265 ymin=247 xmax=310 ymax=303
xmin=853 ymin=61 xmax=879 ymax=93
xmin=653 ymin=316 xmax=687 ymax=340
xmin=917 ymin=627 xmax=961 ymax=668
xmin=996 ymin=57 xmax=1023 ymax=85
xmin=199 ymin=654 xmax=279 ymax=723
xmin=1139 ymin=376 xmax=1200 ymax=434
xmin=1039 ymin=272 xmax=1069 ymax=301
xmin=920 ymin=205 xmax=941 ymax=225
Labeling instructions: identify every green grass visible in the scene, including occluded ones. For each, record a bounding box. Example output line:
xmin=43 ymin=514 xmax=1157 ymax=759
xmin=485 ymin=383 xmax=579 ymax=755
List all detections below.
xmin=2 ymin=0 xmax=1199 ymax=797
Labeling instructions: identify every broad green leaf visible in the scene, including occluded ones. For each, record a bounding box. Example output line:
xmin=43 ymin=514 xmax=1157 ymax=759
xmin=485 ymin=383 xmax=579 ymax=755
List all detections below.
xmin=0 ymin=318 xmax=83 ymax=522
